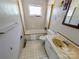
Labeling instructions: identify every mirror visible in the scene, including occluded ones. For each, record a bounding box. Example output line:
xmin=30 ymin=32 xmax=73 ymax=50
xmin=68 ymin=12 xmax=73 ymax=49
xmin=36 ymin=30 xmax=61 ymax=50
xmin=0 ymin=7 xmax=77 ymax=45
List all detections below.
xmin=62 ymin=0 xmax=79 ymax=29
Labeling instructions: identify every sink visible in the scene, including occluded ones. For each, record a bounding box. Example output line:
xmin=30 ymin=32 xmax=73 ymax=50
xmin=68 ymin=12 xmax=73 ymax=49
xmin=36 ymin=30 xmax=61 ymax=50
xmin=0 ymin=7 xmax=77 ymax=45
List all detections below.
xmin=52 ymin=36 xmax=79 ymax=59
xmin=52 ymin=37 xmax=68 ymax=48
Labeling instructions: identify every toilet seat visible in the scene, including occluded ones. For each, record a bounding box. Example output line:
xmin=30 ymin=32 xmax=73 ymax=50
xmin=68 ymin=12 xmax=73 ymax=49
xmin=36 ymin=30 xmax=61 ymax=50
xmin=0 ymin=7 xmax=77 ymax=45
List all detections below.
xmin=39 ymin=35 xmax=47 ymax=40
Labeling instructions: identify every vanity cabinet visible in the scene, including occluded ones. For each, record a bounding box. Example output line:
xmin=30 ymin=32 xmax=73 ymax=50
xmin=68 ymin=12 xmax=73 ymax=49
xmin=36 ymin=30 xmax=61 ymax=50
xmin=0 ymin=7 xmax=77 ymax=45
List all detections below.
xmin=45 ymin=39 xmax=59 ymax=59
xmin=0 ymin=24 xmax=22 ymax=59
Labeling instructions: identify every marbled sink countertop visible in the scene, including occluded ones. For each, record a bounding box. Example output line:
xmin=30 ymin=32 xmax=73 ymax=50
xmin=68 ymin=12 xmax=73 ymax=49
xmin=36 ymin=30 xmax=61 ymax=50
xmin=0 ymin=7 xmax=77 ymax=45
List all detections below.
xmin=46 ymin=35 xmax=79 ymax=59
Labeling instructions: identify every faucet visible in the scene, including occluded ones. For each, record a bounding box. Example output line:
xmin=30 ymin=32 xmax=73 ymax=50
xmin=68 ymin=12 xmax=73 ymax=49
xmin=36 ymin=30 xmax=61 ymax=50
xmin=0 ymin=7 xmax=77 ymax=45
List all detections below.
xmin=62 ymin=40 xmax=70 ymax=46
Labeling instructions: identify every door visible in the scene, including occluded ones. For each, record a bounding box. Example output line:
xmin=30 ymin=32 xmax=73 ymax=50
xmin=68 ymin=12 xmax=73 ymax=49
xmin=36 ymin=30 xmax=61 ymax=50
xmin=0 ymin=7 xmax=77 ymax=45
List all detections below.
xmin=0 ymin=24 xmax=21 ymax=59
xmin=22 ymin=0 xmax=48 ymax=30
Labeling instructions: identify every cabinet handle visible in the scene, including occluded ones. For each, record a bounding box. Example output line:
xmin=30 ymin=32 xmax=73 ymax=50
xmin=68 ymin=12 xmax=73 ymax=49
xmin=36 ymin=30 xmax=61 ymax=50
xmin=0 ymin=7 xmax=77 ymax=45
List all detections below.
xmin=0 ymin=32 xmax=5 ymax=34
xmin=50 ymin=46 xmax=52 ymax=50
xmin=20 ymin=35 xmax=22 ymax=40
xmin=50 ymin=46 xmax=54 ymax=52
xmin=10 ymin=47 xmax=13 ymax=51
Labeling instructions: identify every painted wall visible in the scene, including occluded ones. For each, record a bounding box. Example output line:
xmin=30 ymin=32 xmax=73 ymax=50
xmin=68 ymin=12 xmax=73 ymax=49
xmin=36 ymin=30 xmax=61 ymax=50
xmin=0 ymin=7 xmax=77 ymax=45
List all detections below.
xmin=22 ymin=0 xmax=48 ymax=30
xmin=46 ymin=0 xmax=55 ymax=28
xmin=50 ymin=0 xmax=79 ymax=45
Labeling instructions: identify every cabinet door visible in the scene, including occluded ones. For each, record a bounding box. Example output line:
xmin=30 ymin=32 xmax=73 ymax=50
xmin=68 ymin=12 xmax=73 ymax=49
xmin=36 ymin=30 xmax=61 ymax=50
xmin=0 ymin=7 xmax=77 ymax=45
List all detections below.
xmin=0 ymin=24 xmax=21 ymax=59
xmin=49 ymin=45 xmax=59 ymax=59
xmin=45 ymin=39 xmax=59 ymax=59
xmin=45 ymin=39 xmax=51 ymax=58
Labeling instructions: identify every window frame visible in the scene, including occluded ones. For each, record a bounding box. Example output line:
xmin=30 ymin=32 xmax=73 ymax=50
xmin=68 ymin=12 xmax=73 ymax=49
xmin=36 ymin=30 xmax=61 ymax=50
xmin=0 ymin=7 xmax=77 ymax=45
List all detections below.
xmin=28 ymin=5 xmax=42 ymax=17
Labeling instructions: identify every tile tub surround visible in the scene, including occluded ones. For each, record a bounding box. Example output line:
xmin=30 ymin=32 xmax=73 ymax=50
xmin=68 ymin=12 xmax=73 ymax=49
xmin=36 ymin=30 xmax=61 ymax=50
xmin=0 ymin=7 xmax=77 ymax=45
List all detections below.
xmin=19 ymin=40 xmax=48 ymax=59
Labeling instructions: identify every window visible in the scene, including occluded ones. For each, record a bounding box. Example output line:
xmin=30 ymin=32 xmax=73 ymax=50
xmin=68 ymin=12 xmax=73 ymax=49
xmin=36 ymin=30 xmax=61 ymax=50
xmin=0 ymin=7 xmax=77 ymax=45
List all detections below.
xmin=29 ymin=5 xmax=42 ymax=16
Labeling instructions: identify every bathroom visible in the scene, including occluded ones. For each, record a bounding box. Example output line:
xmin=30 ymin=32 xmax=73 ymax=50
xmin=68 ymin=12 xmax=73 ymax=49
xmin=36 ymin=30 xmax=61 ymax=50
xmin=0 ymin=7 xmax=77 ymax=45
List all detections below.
xmin=0 ymin=0 xmax=79 ymax=59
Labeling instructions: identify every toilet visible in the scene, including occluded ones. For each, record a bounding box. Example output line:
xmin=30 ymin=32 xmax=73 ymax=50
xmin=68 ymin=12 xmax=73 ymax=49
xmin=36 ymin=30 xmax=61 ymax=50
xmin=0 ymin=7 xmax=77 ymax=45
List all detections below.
xmin=39 ymin=29 xmax=56 ymax=41
xmin=39 ymin=35 xmax=47 ymax=41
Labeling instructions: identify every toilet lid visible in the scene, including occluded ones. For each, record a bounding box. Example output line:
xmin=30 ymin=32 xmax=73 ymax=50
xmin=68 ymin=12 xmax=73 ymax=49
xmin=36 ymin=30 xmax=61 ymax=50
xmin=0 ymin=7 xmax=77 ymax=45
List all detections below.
xmin=39 ymin=35 xmax=47 ymax=40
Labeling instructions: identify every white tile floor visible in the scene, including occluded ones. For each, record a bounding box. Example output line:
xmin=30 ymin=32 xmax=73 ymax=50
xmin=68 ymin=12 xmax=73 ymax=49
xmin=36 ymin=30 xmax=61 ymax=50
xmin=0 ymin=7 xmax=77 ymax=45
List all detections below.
xmin=20 ymin=40 xmax=48 ymax=59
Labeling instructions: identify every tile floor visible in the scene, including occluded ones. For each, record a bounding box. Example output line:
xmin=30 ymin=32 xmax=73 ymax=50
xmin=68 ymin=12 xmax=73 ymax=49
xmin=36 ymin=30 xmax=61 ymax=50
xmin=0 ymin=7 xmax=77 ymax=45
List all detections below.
xmin=19 ymin=40 xmax=48 ymax=59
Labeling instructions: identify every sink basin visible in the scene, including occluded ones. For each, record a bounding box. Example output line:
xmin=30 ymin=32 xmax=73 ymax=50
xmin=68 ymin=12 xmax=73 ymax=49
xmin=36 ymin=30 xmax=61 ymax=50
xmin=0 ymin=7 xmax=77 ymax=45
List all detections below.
xmin=52 ymin=37 xmax=67 ymax=48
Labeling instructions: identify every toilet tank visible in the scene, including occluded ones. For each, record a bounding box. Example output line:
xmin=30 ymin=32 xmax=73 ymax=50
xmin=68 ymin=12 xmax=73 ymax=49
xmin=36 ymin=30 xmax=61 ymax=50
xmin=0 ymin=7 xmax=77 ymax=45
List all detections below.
xmin=47 ymin=29 xmax=56 ymax=35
